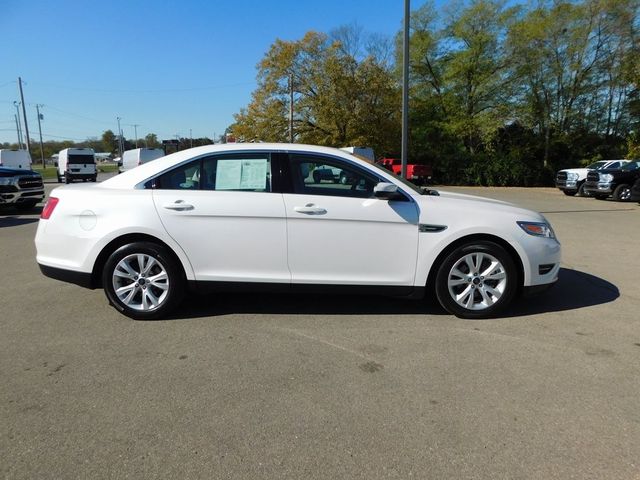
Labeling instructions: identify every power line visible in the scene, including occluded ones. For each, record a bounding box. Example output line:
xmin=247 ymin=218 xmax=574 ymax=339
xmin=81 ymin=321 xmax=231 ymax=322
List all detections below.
xmin=27 ymin=80 xmax=255 ymax=94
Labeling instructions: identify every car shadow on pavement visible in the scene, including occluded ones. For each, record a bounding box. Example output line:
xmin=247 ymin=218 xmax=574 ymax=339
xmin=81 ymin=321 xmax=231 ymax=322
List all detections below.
xmin=504 ymin=268 xmax=619 ymax=317
xmin=0 ymin=215 xmax=40 ymax=228
xmin=167 ymin=291 xmax=447 ymax=320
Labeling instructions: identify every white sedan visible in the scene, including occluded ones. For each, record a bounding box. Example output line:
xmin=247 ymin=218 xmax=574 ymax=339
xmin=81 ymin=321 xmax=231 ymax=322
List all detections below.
xmin=35 ymin=143 xmax=561 ymax=320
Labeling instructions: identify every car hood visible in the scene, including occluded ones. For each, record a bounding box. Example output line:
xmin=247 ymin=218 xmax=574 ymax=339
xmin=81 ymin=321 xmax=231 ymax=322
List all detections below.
xmin=0 ymin=167 xmax=40 ymax=177
xmin=416 ymin=189 xmax=546 ymax=224
xmin=558 ymin=168 xmax=590 ymax=175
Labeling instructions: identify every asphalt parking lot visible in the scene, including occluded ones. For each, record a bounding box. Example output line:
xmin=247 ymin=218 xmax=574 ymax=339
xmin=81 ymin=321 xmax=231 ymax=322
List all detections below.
xmin=1 ymin=176 xmax=639 ymax=479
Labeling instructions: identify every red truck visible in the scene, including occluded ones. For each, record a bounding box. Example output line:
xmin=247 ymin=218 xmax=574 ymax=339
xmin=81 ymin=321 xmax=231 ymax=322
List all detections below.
xmin=378 ymin=158 xmax=433 ymax=185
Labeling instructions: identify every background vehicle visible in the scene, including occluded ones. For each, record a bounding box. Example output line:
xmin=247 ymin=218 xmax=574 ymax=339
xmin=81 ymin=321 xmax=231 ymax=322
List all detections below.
xmin=584 ymin=161 xmax=640 ymax=201
xmin=0 ymin=149 xmax=32 ymax=170
xmin=0 ymin=167 xmax=44 ymax=210
xmin=378 ymin=158 xmax=432 ymax=185
xmin=340 ymin=146 xmax=375 ymax=162
xmin=629 ymin=177 xmax=640 ymax=202
xmin=556 ymin=159 xmax=629 ymax=196
xmin=36 ymin=143 xmax=560 ymax=321
xmin=119 ymin=148 xmax=165 ymax=173
xmin=56 ymin=148 xmax=97 ymax=183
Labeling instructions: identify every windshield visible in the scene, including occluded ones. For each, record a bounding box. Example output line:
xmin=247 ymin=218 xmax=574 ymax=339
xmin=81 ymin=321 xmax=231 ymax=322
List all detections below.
xmin=620 ymin=161 xmax=640 ymax=171
xmin=587 ymin=161 xmax=607 ymax=169
xmin=68 ymin=154 xmax=95 ymax=164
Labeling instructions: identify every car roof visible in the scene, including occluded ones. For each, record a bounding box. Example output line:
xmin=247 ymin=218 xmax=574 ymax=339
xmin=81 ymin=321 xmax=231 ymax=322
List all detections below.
xmin=100 ymin=143 xmax=374 ymax=189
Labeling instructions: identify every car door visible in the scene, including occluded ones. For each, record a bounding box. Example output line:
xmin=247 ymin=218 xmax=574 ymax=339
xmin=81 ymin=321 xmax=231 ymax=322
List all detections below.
xmin=151 ymin=152 xmax=290 ymax=284
xmin=282 ymin=153 xmax=420 ymax=286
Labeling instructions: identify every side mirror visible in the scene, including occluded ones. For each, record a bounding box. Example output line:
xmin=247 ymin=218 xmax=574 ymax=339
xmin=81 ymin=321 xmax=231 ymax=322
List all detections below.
xmin=374 ymin=182 xmax=402 ymax=200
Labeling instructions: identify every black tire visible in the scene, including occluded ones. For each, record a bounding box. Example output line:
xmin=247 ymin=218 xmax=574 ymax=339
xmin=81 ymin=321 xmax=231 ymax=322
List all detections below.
xmin=594 ymin=194 xmax=608 ymax=200
xmin=102 ymin=242 xmax=185 ymax=320
xmin=57 ymin=174 xmax=62 ymax=183
xmin=612 ymin=184 xmax=631 ymax=202
xmin=92 ymin=176 xmax=97 ymax=182
xmin=434 ymin=241 xmax=518 ymax=319
xmin=562 ymin=190 xmax=576 ymax=196
xmin=577 ymin=182 xmax=588 ymax=197
xmin=65 ymin=174 xmax=71 ymax=184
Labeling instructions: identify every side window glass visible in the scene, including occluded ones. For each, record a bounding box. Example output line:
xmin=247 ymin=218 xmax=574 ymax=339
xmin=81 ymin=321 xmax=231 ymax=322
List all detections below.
xmin=201 ymin=153 xmax=271 ymax=192
xmin=290 ymin=154 xmax=380 ymax=198
xmin=155 ymin=160 xmax=201 ymax=190
xmin=608 ymin=162 xmax=619 ymax=169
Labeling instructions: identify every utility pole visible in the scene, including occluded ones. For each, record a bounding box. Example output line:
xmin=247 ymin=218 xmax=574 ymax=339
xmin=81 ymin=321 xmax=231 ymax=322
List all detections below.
xmin=116 ymin=117 xmax=123 ymax=158
xmin=18 ymin=77 xmax=31 ymax=154
xmin=190 ymin=129 xmax=193 ymax=148
xmin=13 ymin=102 xmax=23 ymax=148
xmin=35 ymin=105 xmax=45 ymax=168
xmin=401 ymin=0 xmax=410 ymax=179
xmin=288 ymin=73 xmax=294 ymax=143
xmin=14 ymin=114 xmax=22 ymax=148
xmin=132 ymin=124 xmax=139 ymax=148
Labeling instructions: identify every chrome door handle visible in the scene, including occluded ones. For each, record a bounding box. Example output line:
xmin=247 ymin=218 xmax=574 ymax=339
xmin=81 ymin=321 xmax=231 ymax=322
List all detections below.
xmin=164 ymin=200 xmax=194 ymax=211
xmin=294 ymin=204 xmax=327 ymax=215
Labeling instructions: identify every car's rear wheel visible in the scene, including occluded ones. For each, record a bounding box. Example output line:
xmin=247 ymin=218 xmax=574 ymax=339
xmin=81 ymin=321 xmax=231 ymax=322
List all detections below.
xmin=434 ymin=241 xmax=517 ymax=319
xmin=562 ymin=190 xmax=576 ymax=196
xmin=102 ymin=242 xmax=185 ymax=320
xmin=612 ymin=184 xmax=631 ymax=202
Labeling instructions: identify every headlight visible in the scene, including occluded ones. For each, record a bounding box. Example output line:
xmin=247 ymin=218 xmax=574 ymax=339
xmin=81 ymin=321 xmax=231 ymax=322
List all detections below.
xmin=517 ymin=221 xmax=556 ymax=239
xmin=566 ymin=172 xmax=579 ymax=180
xmin=0 ymin=177 xmax=14 ymax=186
xmin=600 ymin=173 xmax=613 ymax=182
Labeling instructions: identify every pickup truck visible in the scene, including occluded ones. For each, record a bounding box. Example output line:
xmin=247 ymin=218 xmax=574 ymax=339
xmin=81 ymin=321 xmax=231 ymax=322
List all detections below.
xmin=555 ymin=159 xmax=629 ymax=196
xmin=378 ymin=158 xmax=433 ymax=185
xmin=583 ymin=161 xmax=640 ymax=201
xmin=0 ymin=167 xmax=45 ymax=210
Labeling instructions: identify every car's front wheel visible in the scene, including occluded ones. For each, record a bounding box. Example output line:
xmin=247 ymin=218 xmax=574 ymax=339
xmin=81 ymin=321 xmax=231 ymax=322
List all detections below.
xmin=612 ymin=184 xmax=631 ymax=201
xmin=102 ymin=242 xmax=185 ymax=320
xmin=434 ymin=241 xmax=517 ymax=319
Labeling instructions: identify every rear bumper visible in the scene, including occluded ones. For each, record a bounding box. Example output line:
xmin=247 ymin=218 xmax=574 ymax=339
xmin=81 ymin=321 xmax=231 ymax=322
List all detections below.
xmin=38 ymin=263 xmax=94 ymax=289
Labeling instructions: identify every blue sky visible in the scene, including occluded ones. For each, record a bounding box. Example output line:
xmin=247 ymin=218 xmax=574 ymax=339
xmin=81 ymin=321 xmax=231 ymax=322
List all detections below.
xmin=0 ymin=0 xmax=429 ymax=145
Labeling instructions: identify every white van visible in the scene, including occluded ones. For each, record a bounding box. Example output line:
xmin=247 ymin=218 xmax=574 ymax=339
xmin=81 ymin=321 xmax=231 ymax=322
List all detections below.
xmin=0 ymin=149 xmax=32 ymax=170
xmin=57 ymin=148 xmax=97 ymax=183
xmin=119 ymin=148 xmax=165 ymax=173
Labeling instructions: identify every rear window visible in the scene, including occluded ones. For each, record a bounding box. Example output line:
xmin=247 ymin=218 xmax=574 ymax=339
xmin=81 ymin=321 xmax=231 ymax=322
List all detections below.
xmin=68 ymin=154 xmax=95 ymax=164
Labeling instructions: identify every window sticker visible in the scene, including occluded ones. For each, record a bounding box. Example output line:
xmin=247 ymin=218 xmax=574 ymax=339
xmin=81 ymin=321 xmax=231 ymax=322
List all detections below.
xmin=215 ymin=159 xmax=267 ymax=190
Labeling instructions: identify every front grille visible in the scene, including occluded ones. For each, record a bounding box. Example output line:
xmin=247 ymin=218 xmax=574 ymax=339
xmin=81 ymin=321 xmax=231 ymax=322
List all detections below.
xmin=556 ymin=172 xmax=568 ymax=182
xmin=587 ymin=171 xmax=599 ymax=182
xmin=18 ymin=177 xmax=43 ymax=189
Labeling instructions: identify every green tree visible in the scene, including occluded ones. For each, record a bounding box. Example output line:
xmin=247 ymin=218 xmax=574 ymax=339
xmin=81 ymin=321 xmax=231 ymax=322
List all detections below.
xmin=102 ymin=130 xmax=117 ymax=154
xmin=145 ymin=133 xmax=160 ymax=148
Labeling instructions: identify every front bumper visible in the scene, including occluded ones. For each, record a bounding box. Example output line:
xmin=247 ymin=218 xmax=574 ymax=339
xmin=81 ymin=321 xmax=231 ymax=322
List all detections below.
xmin=0 ymin=188 xmax=45 ymax=205
xmin=555 ymin=180 xmax=578 ymax=192
xmin=583 ymin=181 xmax=612 ymax=195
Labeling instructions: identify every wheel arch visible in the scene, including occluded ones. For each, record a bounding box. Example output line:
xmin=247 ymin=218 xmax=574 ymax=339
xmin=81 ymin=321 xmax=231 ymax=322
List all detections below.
xmin=90 ymin=233 xmax=187 ymax=289
xmin=425 ymin=233 xmax=525 ymax=296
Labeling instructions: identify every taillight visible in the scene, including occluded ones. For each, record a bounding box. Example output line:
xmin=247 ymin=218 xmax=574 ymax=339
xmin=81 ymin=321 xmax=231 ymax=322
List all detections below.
xmin=41 ymin=197 xmax=59 ymax=219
